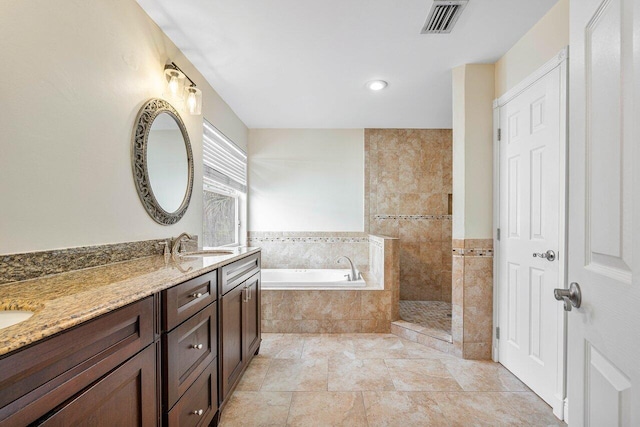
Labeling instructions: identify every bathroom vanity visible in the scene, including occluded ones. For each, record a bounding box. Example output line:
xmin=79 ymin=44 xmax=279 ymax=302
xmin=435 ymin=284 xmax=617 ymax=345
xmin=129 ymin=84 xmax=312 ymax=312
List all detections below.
xmin=0 ymin=249 xmax=261 ymax=427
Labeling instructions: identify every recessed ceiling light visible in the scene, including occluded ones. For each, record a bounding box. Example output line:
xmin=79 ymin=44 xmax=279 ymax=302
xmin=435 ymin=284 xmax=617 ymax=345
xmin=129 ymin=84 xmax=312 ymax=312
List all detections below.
xmin=366 ymin=80 xmax=388 ymax=91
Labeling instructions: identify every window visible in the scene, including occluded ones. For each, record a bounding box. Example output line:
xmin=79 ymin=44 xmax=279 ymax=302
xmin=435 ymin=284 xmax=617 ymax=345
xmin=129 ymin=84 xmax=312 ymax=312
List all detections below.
xmin=202 ymin=120 xmax=247 ymax=247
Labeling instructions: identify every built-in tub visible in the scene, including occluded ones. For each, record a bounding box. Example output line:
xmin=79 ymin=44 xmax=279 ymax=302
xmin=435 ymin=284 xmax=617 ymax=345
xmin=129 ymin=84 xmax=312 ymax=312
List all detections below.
xmin=261 ymin=269 xmax=366 ymax=290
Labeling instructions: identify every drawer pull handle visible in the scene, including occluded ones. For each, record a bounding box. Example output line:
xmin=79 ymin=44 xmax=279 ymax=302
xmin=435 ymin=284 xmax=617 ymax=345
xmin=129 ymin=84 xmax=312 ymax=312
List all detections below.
xmin=190 ymin=292 xmax=203 ymax=299
xmin=191 ymin=343 xmax=203 ymax=350
xmin=192 ymin=409 xmax=204 ymax=416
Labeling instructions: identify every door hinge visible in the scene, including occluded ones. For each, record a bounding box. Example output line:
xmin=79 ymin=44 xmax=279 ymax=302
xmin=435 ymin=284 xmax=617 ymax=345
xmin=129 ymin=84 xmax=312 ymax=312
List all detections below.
xmin=497 ymin=228 xmax=501 ymax=241
xmin=496 ymin=327 xmax=500 ymax=339
xmin=497 ymin=128 xmax=501 ymax=141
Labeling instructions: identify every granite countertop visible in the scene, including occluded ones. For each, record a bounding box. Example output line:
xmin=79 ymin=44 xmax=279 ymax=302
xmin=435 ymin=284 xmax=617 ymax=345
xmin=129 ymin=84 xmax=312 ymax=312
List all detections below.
xmin=0 ymin=247 xmax=261 ymax=356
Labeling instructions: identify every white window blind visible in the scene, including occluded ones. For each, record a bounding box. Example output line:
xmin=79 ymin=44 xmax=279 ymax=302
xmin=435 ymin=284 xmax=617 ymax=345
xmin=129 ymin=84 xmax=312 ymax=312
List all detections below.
xmin=203 ymin=120 xmax=247 ymax=193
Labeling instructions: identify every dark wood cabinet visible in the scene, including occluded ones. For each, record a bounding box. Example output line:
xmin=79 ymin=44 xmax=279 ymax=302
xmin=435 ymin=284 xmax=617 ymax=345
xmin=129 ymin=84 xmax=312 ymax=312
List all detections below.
xmin=0 ymin=297 xmax=155 ymax=427
xmin=162 ymin=271 xmax=217 ymax=332
xmin=0 ymin=251 xmax=260 ymax=427
xmin=163 ymin=303 xmax=217 ymax=410
xmin=243 ymin=273 xmax=261 ymax=360
xmin=38 ymin=344 xmax=157 ymax=426
xmin=166 ymin=359 xmax=218 ymax=427
xmin=220 ymin=283 xmax=245 ymax=400
xmin=219 ymin=266 xmax=261 ymax=402
xmin=161 ymin=271 xmax=219 ymax=426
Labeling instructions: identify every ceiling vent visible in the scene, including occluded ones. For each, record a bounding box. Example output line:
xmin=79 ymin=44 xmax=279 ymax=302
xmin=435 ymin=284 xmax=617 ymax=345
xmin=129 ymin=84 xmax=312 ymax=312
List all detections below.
xmin=421 ymin=0 xmax=468 ymax=34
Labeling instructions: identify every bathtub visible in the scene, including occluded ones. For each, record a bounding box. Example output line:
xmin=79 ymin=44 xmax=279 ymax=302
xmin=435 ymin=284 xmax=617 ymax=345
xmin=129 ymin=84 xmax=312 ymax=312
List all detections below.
xmin=261 ymin=269 xmax=366 ymax=290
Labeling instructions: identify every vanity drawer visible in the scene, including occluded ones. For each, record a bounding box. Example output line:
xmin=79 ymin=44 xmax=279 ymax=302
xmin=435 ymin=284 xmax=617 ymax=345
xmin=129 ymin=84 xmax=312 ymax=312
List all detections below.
xmin=0 ymin=297 xmax=154 ymax=427
xmin=221 ymin=253 xmax=260 ymax=295
xmin=163 ymin=302 xmax=217 ymax=410
xmin=166 ymin=358 xmax=218 ymax=427
xmin=163 ymin=270 xmax=217 ymax=331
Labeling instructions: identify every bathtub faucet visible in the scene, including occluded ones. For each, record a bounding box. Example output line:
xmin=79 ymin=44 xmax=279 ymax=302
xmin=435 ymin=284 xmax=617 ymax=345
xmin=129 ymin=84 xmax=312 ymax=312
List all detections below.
xmin=336 ymin=256 xmax=362 ymax=281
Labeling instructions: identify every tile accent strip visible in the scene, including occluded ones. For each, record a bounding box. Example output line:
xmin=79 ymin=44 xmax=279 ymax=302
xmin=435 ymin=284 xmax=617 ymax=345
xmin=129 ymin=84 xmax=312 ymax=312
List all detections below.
xmin=0 ymin=236 xmax=198 ymax=285
xmin=452 ymin=248 xmax=494 ymax=257
xmin=374 ymin=215 xmax=452 ymax=221
xmin=248 ymin=236 xmax=369 ymax=243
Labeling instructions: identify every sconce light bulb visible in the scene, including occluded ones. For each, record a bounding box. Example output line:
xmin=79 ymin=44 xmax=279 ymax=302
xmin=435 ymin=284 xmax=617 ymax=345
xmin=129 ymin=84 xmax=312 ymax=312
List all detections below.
xmin=187 ymin=90 xmax=197 ymax=113
xmin=168 ymin=75 xmax=179 ymax=95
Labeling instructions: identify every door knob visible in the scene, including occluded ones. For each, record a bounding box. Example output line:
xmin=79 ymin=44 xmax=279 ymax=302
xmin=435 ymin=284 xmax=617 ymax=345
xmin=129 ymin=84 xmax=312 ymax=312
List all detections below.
xmin=533 ymin=250 xmax=556 ymax=261
xmin=554 ymin=282 xmax=581 ymax=311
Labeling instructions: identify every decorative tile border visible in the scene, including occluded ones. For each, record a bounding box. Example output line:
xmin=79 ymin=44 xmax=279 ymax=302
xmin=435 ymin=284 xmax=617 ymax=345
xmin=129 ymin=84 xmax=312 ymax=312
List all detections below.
xmin=452 ymin=248 xmax=494 ymax=257
xmin=0 ymin=236 xmax=198 ymax=285
xmin=247 ymin=236 xmax=369 ymax=244
xmin=374 ymin=215 xmax=452 ymax=221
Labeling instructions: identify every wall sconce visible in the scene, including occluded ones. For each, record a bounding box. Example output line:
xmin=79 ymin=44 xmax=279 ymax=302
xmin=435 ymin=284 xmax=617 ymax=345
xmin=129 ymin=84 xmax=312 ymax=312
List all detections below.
xmin=163 ymin=62 xmax=202 ymax=115
xmin=185 ymin=86 xmax=202 ymax=115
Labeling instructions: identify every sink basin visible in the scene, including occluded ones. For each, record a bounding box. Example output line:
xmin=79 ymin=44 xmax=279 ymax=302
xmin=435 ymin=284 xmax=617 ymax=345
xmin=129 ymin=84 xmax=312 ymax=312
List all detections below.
xmin=179 ymin=250 xmax=235 ymax=258
xmin=0 ymin=310 xmax=34 ymax=329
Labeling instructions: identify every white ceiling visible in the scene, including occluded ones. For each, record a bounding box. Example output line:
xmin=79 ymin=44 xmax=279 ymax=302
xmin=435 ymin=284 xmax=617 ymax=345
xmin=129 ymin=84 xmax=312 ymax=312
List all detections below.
xmin=137 ymin=0 xmax=558 ymax=129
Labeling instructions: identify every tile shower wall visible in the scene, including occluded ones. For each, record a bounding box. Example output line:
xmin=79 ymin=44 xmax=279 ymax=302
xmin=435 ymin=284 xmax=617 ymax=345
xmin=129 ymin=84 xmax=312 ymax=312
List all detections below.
xmin=247 ymin=232 xmax=369 ymax=270
xmin=365 ymin=129 xmax=453 ymax=302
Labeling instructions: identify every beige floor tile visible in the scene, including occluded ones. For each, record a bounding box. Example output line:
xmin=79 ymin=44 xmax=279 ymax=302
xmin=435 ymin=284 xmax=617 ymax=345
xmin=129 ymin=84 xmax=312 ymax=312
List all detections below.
xmin=352 ymin=335 xmax=451 ymax=359
xmin=441 ymin=359 xmax=529 ymax=391
xmin=385 ymin=359 xmax=462 ymax=391
xmin=362 ymin=391 xmax=450 ymax=426
xmin=257 ymin=334 xmax=305 ymax=359
xmin=219 ymin=391 xmax=292 ymax=427
xmin=328 ymin=359 xmax=394 ymax=391
xmin=221 ymin=334 xmax=561 ymax=427
xmin=262 ymin=359 xmax=328 ymax=391
xmin=431 ymin=391 xmax=564 ymax=427
xmin=236 ymin=358 xmax=272 ymax=391
xmin=503 ymin=392 xmax=566 ymax=426
xmin=301 ymin=335 xmax=356 ymax=359
xmin=286 ymin=391 xmax=367 ymax=427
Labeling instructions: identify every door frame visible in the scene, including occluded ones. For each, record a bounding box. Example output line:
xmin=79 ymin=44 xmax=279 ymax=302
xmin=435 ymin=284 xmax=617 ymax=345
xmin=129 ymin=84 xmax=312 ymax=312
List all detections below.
xmin=491 ymin=46 xmax=569 ymax=419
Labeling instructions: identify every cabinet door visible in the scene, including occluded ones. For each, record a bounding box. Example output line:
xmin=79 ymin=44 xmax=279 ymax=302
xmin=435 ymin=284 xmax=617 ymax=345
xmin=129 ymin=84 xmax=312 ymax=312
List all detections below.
xmin=220 ymin=284 xmax=244 ymax=401
xmin=38 ymin=344 xmax=157 ymax=426
xmin=164 ymin=303 xmax=217 ymax=410
xmin=166 ymin=358 xmax=218 ymax=427
xmin=243 ymin=273 xmax=261 ymax=360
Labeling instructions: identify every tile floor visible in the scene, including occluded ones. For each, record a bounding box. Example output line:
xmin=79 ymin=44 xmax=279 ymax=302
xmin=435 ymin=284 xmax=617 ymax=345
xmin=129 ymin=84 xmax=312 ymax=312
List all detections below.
xmin=219 ymin=333 xmax=565 ymax=427
xmin=399 ymin=301 xmax=452 ymax=341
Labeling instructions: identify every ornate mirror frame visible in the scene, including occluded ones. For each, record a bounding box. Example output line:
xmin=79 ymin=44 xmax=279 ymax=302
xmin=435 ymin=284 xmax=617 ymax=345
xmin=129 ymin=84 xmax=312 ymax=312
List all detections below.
xmin=131 ymin=98 xmax=194 ymax=225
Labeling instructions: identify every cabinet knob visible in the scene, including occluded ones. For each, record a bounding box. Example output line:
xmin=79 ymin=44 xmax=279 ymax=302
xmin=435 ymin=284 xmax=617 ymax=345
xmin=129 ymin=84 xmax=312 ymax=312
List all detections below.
xmin=191 ymin=343 xmax=203 ymax=350
xmin=192 ymin=409 xmax=204 ymax=416
xmin=190 ymin=292 xmax=203 ymax=299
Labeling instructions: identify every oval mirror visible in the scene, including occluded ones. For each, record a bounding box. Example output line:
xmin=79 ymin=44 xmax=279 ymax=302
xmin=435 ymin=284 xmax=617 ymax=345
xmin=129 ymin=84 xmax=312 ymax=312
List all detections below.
xmin=132 ymin=99 xmax=194 ymax=225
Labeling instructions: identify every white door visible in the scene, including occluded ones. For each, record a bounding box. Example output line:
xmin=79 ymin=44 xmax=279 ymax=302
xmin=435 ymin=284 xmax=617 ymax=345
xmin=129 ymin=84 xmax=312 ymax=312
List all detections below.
xmin=497 ymin=61 xmax=566 ymax=418
xmin=567 ymin=0 xmax=640 ymax=424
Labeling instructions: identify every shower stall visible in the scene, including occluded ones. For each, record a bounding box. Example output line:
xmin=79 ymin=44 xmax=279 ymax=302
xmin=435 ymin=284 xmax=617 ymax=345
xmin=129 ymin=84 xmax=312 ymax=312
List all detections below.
xmin=366 ymin=128 xmax=453 ymax=342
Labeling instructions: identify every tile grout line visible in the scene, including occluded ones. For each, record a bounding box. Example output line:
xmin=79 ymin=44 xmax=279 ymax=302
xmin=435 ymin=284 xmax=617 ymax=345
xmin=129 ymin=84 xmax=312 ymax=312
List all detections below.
xmin=257 ymin=358 xmax=273 ymax=391
xmin=361 ymin=391 xmax=371 ymax=427
xmin=284 ymin=391 xmax=294 ymax=427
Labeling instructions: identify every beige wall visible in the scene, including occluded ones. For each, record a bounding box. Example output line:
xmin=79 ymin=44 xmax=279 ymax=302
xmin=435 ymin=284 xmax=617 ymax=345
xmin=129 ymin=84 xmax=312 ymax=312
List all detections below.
xmin=451 ymin=67 xmax=466 ymax=240
xmin=452 ymin=64 xmax=495 ymax=240
xmin=494 ymin=0 xmax=569 ymax=98
xmin=0 ymin=0 xmax=247 ymax=254
xmin=248 ymin=129 xmax=364 ymax=232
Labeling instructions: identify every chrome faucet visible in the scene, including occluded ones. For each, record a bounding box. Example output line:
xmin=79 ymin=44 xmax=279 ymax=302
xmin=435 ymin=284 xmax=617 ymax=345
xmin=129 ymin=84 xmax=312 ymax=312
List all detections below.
xmin=336 ymin=255 xmax=362 ymax=281
xmin=171 ymin=232 xmax=193 ymax=257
